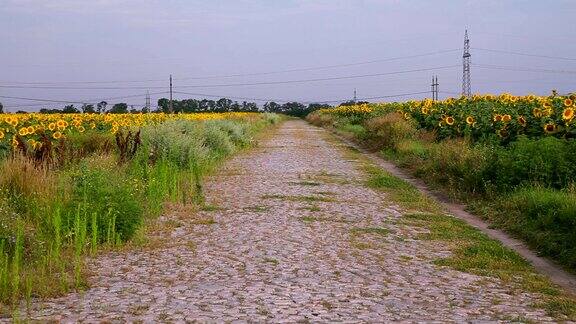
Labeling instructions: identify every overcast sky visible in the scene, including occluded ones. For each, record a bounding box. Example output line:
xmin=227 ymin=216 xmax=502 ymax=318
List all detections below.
xmin=1 ymin=0 xmax=575 ymax=111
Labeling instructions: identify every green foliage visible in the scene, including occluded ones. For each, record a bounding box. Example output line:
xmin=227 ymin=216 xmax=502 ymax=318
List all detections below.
xmin=69 ymin=164 xmax=142 ymax=242
xmin=483 ymin=187 xmax=576 ymax=270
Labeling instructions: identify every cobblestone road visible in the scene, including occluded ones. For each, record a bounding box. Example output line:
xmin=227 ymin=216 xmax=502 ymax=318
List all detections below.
xmin=21 ymin=120 xmax=557 ymax=322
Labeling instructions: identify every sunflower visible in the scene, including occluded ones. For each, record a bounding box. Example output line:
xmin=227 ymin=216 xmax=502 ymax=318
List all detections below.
xmin=543 ymin=101 xmax=552 ymax=109
xmin=493 ymin=114 xmax=503 ymax=122
xmin=18 ymin=127 xmax=28 ymax=136
xmin=497 ymin=128 xmax=509 ymax=138
xmin=445 ymin=116 xmax=455 ymax=125
xmin=563 ymin=108 xmax=575 ymax=120
xmin=518 ymin=116 xmax=527 ymax=127
xmin=77 ymin=125 xmax=86 ymax=133
xmin=532 ymin=108 xmax=542 ymax=118
xmin=48 ymin=123 xmax=56 ymax=131
xmin=502 ymin=114 xmax=512 ymax=123
xmin=0 ymin=130 xmax=4 ymax=139
xmin=544 ymin=123 xmax=556 ymax=134
xmin=27 ymin=126 xmax=34 ymax=134
xmin=466 ymin=116 xmax=475 ymax=125
xmin=421 ymin=107 xmax=429 ymax=115
xmin=564 ymin=98 xmax=574 ymax=107
xmin=52 ymin=131 xmax=62 ymax=140
xmin=56 ymin=120 xmax=68 ymax=128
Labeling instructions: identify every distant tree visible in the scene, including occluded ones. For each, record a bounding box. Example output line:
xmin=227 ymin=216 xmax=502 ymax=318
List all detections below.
xmin=40 ymin=108 xmax=63 ymax=114
xmin=16 ymin=110 xmax=28 ymax=114
xmin=157 ymin=98 xmax=170 ymax=113
xmin=97 ymin=101 xmax=108 ymax=113
xmin=129 ymin=108 xmax=140 ymax=114
xmin=0 ymin=102 xmax=3 ymax=113
xmin=340 ymin=100 xmax=368 ymax=106
xmin=81 ymin=104 xmax=96 ymax=114
xmin=109 ymin=103 xmax=128 ymax=114
xmin=216 ymin=98 xmax=232 ymax=112
xmin=181 ymin=99 xmax=199 ymax=113
xmin=263 ymin=101 xmax=281 ymax=113
xmin=63 ymin=105 xmax=80 ymax=113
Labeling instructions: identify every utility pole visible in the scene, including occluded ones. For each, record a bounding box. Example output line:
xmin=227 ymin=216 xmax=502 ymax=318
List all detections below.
xmin=430 ymin=75 xmax=439 ymax=101
xmin=353 ymin=88 xmax=357 ymax=104
xmin=145 ymin=90 xmax=151 ymax=113
xmin=169 ymin=74 xmax=173 ymax=113
xmin=462 ymin=29 xmax=472 ymax=97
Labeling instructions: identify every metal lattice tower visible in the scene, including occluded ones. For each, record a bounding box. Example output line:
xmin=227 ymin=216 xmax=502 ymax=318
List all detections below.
xmin=353 ymin=88 xmax=357 ymax=103
xmin=431 ymin=76 xmax=439 ymax=101
xmin=462 ymin=30 xmax=472 ymax=97
xmin=145 ymin=90 xmax=151 ymax=113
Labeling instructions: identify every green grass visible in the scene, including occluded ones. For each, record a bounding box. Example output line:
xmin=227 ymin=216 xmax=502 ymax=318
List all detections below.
xmin=290 ymin=181 xmax=322 ymax=186
xmin=0 ymin=115 xmax=280 ymax=312
xmin=350 ymin=227 xmax=391 ymax=236
xmin=364 ymin=165 xmax=441 ymax=213
xmin=261 ymin=194 xmax=335 ymax=203
xmin=402 ymin=212 xmax=576 ymax=320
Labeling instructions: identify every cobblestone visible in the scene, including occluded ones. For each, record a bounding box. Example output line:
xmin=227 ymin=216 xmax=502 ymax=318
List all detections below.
xmin=18 ymin=120 xmax=557 ymax=322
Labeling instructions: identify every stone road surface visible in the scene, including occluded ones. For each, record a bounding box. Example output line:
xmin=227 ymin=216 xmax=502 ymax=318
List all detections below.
xmin=20 ymin=120 xmax=557 ymax=322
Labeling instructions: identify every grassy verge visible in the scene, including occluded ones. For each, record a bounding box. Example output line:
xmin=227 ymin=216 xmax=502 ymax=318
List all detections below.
xmin=360 ymin=156 xmax=576 ymax=320
xmin=0 ymin=113 xmax=281 ymax=313
xmin=308 ymin=111 xmax=576 ymax=274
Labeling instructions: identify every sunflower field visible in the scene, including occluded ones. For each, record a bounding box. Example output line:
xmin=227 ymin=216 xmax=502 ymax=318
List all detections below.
xmin=0 ymin=112 xmax=259 ymax=153
xmin=316 ymin=93 xmax=576 ymax=143
xmin=308 ymin=93 xmax=576 ymax=272
xmin=0 ymin=112 xmax=279 ymax=310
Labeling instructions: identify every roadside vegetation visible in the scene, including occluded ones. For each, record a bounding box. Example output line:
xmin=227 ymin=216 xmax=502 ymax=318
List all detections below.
xmin=307 ymin=93 xmax=576 ymax=274
xmin=0 ymin=112 xmax=280 ymax=313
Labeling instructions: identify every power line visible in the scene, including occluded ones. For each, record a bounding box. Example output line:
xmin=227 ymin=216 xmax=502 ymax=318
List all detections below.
xmin=173 ymin=91 xmax=290 ymax=103
xmin=0 ymin=91 xmax=169 ymax=108
xmin=175 ymin=49 xmax=461 ymax=81
xmin=473 ymin=63 xmax=576 ymax=75
xmin=0 ymin=65 xmax=461 ymax=90
xmin=472 ymin=47 xmax=576 ymax=62
xmin=0 ymin=49 xmax=461 ymax=85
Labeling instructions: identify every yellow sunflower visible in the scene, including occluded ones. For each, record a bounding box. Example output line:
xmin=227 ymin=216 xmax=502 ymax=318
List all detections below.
xmin=52 ymin=131 xmax=63 ymax=140
xmin=518 ymin=116 xmax=527 ymax=127
xmin=563 ymin=108 xmax=575 ymax=120
xmin=0 ymin=130 xmax=4 ymax=139
xmin=48 ymin=122 xmax=56 ymax=131
xmin=544 ymin=123 xmax=556 ymax=134
xmin=18 ymin=127 xmax=28 ymax=136
xmin=564 ymin=98 xmax=574 ymax=107
xmin=466 ymin=116 xmax=475 ymax=125
xmin=445 ymin=116 xmax=455 ymax=126
xmin=502 ymin=114 xmax=512 ymax=123
xmin=532 ymin=108 xmax=542 ymax=118
xmin=493 ymin=114 xmax=503 ymax=122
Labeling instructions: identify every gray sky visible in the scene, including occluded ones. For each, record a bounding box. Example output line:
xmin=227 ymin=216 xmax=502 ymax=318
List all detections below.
xmin=1 ymin=0 xmax=575 ymax=111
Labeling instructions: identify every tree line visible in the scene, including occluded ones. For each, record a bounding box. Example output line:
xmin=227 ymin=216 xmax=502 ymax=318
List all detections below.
xmin=0 ymin=98 xmax=367 ymax=117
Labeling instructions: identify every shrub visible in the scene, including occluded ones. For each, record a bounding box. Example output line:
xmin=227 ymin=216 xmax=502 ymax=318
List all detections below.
xmin=363 ymin=113 xmax=417 ymax=150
